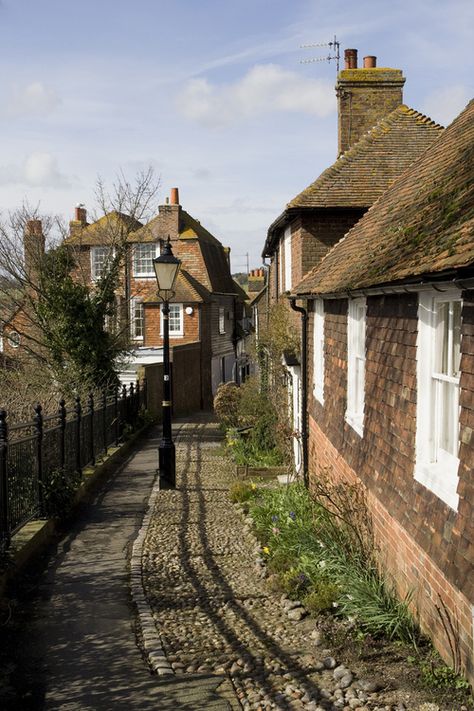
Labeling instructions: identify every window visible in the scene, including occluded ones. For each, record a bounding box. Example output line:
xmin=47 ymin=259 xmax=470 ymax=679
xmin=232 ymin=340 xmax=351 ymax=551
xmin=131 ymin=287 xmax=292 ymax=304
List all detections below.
xmin=133 ymin=243 xmax=158 ymax=277
xmin=284 ymin=227 xmax=292 ymax=291
xmin=91 ymin=246 xmax=114 ymax=281
xmin=278 ymin=244 xmax=283 ymax=295
xmin=346 ymin=298 xmax=366 ymax=436
xmin=160 ymin=303 xmax=183 ymax=337
xmin=416 ymin=291 xmax=461 ymax=510
xmin=131 ymin=299 xmax=144 ymax=340
xmin=219 ymin=306 xmax=225 ymax=334
xmin=313 ymin=299 xmax=325 ymax=404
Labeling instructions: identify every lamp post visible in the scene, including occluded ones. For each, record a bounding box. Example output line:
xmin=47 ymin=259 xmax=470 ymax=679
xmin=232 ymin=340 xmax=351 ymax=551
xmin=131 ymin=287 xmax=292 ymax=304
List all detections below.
xmin=153 ymin=237 xmax=181 ymax=487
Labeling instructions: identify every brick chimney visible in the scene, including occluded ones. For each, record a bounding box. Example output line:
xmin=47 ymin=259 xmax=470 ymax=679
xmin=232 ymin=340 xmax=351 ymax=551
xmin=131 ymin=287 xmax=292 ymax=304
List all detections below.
xmin=336 ymin=49 xmax=405 ymax=155
xmin=24 ymin=219 xmax=45 ymax=280
xmin=158 ymin=188 xmax=181 ymax=240
xmin=69 ymin=204 xmax=88 ymax=236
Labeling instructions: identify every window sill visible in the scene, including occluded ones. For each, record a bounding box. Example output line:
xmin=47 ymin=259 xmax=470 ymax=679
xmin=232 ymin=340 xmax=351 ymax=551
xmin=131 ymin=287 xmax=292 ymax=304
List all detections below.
xmin=345 ymin=411 xmax=364 ymax=437
xmin=132 ymin=274 xmax=155 ymax=279
xmin=313 ymin=387 xmax=324 ymax=405
xmin=414 ymin=462 xmax=459 ymax=511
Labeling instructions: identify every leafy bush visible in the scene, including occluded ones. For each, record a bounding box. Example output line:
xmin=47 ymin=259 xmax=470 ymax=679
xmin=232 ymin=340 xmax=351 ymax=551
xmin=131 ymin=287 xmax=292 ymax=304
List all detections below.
xmin=213 ymin=382 xmax=241 ymax=428
xmin=42 ymin=468 xmax=82 ymax=518
xmin=229 ymin=480 xmax=258 ymax=504
xmin=303 ymin=581 xmax=339 ymax=614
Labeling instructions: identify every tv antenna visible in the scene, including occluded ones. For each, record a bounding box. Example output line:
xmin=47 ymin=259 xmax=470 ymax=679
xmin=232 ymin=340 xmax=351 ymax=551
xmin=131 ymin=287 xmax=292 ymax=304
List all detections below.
xmin=300 ymin=35 xmax=340 ymax=72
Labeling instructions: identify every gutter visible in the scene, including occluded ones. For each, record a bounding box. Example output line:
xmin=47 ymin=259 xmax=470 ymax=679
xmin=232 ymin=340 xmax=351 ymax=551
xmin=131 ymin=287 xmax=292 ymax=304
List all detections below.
xmin=289 ymin=298 xmax=308 ymax=488
xmin=291 ymin=275 xmax=474 ymax=301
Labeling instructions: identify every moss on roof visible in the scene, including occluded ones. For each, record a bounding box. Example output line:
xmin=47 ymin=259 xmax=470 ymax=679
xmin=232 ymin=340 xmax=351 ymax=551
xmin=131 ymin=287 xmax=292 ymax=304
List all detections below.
xmin=294 ymin=100 xmax=474 ymax=295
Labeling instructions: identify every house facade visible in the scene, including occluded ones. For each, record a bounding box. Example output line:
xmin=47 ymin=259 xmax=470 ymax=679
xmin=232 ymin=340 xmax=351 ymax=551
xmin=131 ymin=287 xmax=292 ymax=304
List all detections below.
xmin=294 ymin=100 xmax=474 ymax=681
xmin=261 ymin=49 xmax=443 ymax=472
xmin=65 ymin=188 xmax=247 ymax=407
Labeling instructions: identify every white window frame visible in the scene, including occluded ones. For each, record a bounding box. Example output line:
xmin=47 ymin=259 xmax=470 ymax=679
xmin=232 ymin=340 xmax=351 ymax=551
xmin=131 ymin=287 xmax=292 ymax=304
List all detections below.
xmin=160 ymin=303 xmax=184 ymax=337
xmin=219 ymin=306 xmax=225 ymax=334
xmin=284 ymin=226 xmax=292 ymax=292
xmin=313 ymin=299 xmax=325 ymax=404
xmin=130 ymin=299 xmax=144 ymax=341
xmin=415 ymin=290 xmax=461 ymax=510
xmin=346 ymin=297 xmax=366 ymax=436
xmin=278 ymin=243 xmax=283 ymax=295
xmin=91 ymin=246 xmax=115 ymax=281
xmin=132 ymin=243 xmax=158 ymax=277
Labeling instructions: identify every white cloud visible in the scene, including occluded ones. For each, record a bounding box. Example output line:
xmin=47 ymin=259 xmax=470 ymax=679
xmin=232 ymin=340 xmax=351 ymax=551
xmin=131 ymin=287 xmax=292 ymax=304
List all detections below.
xmin=0 ymin=152 xmax=70 ymax=187
xmin=422 ymin=85 xmax=471 ymax=126
xmin=7 ymin=81 xmax=60 ymax=117
xmin=176 ymin=64 xmax=335 ymax=127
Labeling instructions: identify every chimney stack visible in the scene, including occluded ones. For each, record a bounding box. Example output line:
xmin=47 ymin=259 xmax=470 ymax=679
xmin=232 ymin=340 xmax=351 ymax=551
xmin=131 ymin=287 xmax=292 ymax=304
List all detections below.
xmin=344 ymin=49 xmax=358 ymax=69
xmin=336 ymin=50 xmax=405 ymax=155
xmin=24 ymin=219 xmax=45 ymax=280
xmin=170 ymin=187 xmax=180 ymax=205
xmin=74 ymin=204 xmax=87 ymax=224
xmin=158 ymin=187 xmax=181 ymax=240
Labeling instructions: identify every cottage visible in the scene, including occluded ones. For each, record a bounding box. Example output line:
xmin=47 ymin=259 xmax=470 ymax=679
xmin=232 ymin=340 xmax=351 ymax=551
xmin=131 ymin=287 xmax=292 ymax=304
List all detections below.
xmin=293 ymin=100 xmax=474 ymax=681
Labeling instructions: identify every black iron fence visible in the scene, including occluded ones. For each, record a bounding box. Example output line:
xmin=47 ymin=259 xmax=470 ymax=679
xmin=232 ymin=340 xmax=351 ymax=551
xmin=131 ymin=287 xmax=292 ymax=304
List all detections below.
xmin=0 ymin=380 xmax=147 ymax=551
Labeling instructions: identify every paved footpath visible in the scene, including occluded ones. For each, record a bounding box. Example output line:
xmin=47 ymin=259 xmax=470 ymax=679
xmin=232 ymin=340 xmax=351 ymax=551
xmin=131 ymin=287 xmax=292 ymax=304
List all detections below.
xmin=2 ymin=421 xmax=239 ymax=710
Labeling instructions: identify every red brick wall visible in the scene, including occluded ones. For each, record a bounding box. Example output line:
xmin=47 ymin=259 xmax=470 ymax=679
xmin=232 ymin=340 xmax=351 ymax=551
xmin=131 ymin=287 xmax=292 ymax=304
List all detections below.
xmin=143 ymin=303 xmax=200 ymax=347
xmin=307 ymin=292 xmax=474 ymax=681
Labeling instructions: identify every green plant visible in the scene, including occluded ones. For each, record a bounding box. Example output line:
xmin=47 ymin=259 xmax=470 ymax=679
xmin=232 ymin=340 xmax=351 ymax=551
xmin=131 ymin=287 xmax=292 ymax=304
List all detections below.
xmin=41 ymin=468 xmax=82 ymax=518
xmin=419 ymin=653 xmax=471 ymax=691
xmin=280 ymin=567 xmax=311 ymax=599
xmin=213 ymin=382 xmax=242 ymax=428
xmin=229 ymin=480 xmax=258 ymax=504
xmin=303 ymin=581 xmax=340 ymax=615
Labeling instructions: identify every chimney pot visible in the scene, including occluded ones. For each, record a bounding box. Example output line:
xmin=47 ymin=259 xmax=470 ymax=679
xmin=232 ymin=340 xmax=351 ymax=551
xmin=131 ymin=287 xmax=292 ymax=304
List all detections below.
xmin=363 ymin=55 xmax=377 ymax=68
xmin=344 ymin=48 xmax=358 ymax=69
xmin=170 ymin=187 xmax=180 ymax=205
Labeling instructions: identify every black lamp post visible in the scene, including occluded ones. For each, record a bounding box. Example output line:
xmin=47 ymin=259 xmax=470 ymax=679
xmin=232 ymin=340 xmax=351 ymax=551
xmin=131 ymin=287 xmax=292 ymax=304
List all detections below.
xmin=153 ymin=237 xmax=181 ymax=487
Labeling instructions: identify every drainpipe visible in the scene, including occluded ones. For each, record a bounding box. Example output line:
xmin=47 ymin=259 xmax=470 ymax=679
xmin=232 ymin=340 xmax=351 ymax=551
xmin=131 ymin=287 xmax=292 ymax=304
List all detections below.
xmin=290 ymin=298 xmax=308 ymax=487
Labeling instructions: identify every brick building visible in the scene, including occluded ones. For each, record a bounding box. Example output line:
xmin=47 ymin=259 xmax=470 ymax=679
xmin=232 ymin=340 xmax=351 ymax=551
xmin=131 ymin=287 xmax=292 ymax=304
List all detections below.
xmin=261 ymin=50 xmax=443 ymax=472
xmin=294 ymin=100 xmax=474 ymax=681
xmin=65 ymin=188 xmax=247 ymax=407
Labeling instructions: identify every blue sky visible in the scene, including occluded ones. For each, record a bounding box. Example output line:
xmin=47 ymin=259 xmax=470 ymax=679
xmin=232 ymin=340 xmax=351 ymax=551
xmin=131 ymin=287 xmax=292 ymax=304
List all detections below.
xmin=0 ymin=0 xmax=472 ymax=271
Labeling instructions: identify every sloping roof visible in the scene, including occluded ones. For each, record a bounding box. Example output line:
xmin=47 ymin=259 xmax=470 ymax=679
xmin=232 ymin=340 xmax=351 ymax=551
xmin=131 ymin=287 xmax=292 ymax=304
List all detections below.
xmin=142 ymin=269 xmax=204 ymax=304
xmin=66 ymin=211 xmax=143 ymax=245
xmin=294 ymin=100 xmax=474 ymax=296
xmin=263 ymin=105 xmax=443 ymax=256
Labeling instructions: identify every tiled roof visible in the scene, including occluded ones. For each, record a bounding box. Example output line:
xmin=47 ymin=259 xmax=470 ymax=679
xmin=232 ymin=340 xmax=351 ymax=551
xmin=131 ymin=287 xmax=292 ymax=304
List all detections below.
xmin=143 ymin=269 xmax=204 ymax=304
xmin=294 ymin=100 xmax=474 ymax=295
xmin=288 ymin=106 xmax=443 ymax=209
xmin=263 ymin=106 xmax=443 ymax=256
xmin=66 ymin=211 xmax=143 ymax=245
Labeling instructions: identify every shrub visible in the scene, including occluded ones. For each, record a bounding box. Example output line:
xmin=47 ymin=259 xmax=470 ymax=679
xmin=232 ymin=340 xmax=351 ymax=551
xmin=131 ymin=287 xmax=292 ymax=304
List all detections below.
xmin=229 ymin=480 xmax=258 ymax=504
xmin=42 ymin=468 xmax=82 ymax=518
xmin=303 ymin=581 xmax=340 ymax=615
xmin=213 ymin=382 xmax=241 ymax=428
xmin=280 ymin=567 xmax=311 ymax=599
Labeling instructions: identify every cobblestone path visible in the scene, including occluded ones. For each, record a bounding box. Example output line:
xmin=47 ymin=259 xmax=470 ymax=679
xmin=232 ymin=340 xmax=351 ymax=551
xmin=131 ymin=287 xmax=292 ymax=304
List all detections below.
xmin=142 ymin=419 xmax=341 ymax=711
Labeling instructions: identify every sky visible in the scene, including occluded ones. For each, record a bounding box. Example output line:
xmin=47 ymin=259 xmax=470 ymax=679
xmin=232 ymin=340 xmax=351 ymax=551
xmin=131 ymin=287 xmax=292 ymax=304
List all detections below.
xmin=0 ymin=0 xmax=472 ymax=272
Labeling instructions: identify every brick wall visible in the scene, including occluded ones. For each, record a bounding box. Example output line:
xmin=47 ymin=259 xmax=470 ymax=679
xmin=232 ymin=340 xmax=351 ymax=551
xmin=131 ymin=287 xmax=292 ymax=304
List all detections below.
xmin=307 ymin=292 xmax=474 ymax=681
xmin=337 ymin=68 xmax=405 ymax=154
xmin=143 ymin=302 xmax=200 ymax=347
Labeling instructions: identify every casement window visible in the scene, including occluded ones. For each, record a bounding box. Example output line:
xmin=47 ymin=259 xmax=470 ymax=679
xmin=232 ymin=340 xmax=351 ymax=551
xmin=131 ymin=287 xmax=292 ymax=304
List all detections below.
xmin=284 ymin=227 xmax=292 ymax=292
xmin=160 ymin=303 xmax=183 ymax=337
xmin=346 ymin=298 xmax=366 ymax=436
xmin=91 ymin=246 xmax=114 ymax=281
xmin=219 ymin=306 xmax=225 ymax=334
xmin=313 ymin=299 xmax=325 ymax=404
xmin=416 ymin=291 xmax=461 ymax=510
xmin=130 ymin=299 xmax=144 ymax=340
xmin=132 ymin=243 xmax=158 ymax=277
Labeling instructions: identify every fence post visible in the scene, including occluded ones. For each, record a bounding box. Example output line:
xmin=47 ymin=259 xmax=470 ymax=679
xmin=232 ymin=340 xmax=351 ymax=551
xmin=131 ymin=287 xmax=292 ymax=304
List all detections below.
xmin=122 ymin=384 xmax=127 ymax=428
xmin=34 ymin=404 xmax=44 ymax=516
xmin=143 ymin=377 xmax=148 ymax=411
xmin=129 ymin=383 xmax=134 ymax=425
xmin=114 ymin=387 xmax=119 ymax=446
xmin=88 ymin=392 xmax=95 ymax=466
xmin=59 ymin=399 xmax=66 ymax=472
xmin=0 ymin=410 xmax=10 ymax=550
xmin=102 ymin=389 xmax=107 ymax=455
xmin=75 ymin=396 xmax=82 ymax=477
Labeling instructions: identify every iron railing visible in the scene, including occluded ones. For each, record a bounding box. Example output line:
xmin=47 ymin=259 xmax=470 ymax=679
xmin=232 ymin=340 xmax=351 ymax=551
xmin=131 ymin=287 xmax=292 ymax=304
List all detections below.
xmin=0 ymin=379 xmax=148 ymax=550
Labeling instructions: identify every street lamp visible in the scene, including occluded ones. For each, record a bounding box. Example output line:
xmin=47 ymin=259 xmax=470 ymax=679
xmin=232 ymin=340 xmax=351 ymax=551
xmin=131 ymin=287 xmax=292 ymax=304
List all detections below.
xmin=153 ymin=237 xmax=181 ymax=487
